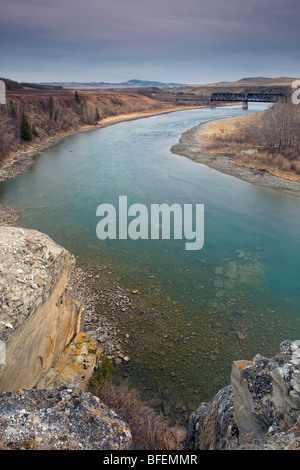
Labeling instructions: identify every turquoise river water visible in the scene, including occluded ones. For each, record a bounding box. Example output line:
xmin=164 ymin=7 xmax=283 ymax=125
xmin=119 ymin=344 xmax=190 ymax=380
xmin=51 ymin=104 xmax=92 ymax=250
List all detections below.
xmin=1 ymin=103 xmax=299 ymax=423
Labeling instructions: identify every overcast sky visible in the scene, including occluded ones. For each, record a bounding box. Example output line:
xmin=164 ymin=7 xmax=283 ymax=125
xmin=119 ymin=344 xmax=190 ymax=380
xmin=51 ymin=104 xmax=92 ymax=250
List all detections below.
xmin=1 ymin=0 xmax=299 ymax=84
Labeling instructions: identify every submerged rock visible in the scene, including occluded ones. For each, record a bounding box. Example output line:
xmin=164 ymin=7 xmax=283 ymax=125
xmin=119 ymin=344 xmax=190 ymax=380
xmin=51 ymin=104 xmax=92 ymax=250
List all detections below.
xmin=213 ymin=280 xmax=224 ymax=289
xmin=213 ymin=267 xmax=224 ymax=275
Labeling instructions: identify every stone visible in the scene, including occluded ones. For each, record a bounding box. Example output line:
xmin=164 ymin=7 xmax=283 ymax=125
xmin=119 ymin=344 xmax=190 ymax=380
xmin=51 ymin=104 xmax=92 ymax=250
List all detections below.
xmin=33 ymin=275 xmax=46 ymax=287
xmin=213 ymin=267 xmax=224 ymax=275
xmin=213 ymin=279 xmax=224 ymax=288
xmin=225 ymin=261 xmax=239 ymax=280
xmin=236 ymin=331 xmax=246 ymax=340
xmin=0 ymin=386 xmax=132 ymax=450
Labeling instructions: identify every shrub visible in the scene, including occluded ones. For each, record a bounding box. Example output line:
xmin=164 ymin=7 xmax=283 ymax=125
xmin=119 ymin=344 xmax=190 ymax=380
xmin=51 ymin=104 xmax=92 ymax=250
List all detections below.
xmin=32 ymin=124 xmax=39 ymax=137
xmin=88 ymin=353 xmax=115 ymax=392
xmin=95 ymin=107 xmax=100 ymax=121
xmin=47 ymin=96 xmax=54 ymax=120
xmin=89 ymin=378 xmax=184 ymax=450
xmin=74 ymin=91 xmax=80 ymax=103
xmin=9 ymin=99 xmax=17 ymax=117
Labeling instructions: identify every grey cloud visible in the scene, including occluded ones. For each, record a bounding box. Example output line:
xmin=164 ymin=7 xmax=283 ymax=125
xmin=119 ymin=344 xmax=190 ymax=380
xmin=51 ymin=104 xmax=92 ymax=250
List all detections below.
xmin=0 ymin=0 xmax=299 ymax=82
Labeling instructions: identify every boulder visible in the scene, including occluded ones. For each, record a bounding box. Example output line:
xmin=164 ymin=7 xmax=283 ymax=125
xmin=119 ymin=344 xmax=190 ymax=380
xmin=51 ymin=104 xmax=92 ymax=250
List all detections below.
xmin=184 ymin=340 xmax=300 ymax=450
xmin=0 ymin=386 xmax=132 ymax=450
xmin=232 ymin=340 xmax=300 ymax=438
xmin=184 ymin=385 xmax=238 ymax=450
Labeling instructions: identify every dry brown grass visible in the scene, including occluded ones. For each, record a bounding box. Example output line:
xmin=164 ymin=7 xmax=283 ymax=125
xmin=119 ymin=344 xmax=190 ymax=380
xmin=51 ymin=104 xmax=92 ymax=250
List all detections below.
xmin=201 ymin=113 xmax=263 ymax=154
xmin=90 ymin=381 xmax=185 ymax=450
xmin=201 ymin=111 xmax=300 ymax=182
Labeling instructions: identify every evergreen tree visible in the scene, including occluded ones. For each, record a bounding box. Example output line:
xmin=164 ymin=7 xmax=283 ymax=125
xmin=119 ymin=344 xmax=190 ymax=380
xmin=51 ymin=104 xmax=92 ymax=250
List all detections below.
xmin=48 ymin=96 xmax=54 ymax=119
xmin=20 ymin=111 xmax=32 ymax=141
xmin=95 ymin=107 xmax=100 ymax=121
xmin=9 ymin=99 xmax=17 ymax=117
xmin=74 ymin=91 xmax=80 ymax=103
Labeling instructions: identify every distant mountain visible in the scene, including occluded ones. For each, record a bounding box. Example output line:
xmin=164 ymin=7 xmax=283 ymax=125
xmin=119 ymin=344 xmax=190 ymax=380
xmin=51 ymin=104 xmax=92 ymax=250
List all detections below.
xmin=235 ymin=77 xmax=295 ymax=86
xmin=125 ymin=79 xmax=184 ymax=87
xmin=0 ymin=77 xmax=63 ymax=91
xmin=39 ymin=79 xmax=185 ymax=89
xmin=237 ymin=77 xmax=272 ymax=83
xmin=200 ymin=77 xmax=296 ymax=88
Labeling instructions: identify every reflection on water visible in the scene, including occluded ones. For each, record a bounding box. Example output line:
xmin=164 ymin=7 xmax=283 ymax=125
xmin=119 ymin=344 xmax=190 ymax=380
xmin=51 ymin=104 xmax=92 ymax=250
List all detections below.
xmin=0 ymin=104 xmax=299 ymax=423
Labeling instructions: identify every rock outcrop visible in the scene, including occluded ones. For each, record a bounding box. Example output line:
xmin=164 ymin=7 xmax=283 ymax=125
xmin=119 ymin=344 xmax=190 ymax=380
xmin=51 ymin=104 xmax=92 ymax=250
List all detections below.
xmin=0 ymin=226 xmax=132 ymax=450
xmin=184 ymin=340 xmax=300 ymax=450
xmin=0 ymin=226 xmax=84 ymax=391
xmin=0 ymin=386 xmax=132 ymax=450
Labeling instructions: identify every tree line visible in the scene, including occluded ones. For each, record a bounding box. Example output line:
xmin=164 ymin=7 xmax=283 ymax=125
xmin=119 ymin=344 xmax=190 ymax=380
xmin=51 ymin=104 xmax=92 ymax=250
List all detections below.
xmin=259 ymin=99 xmax=300 ymax=149
xmin=0 ymin=92 xmax=101 ymax=158
xmin=0 ymin=88 xmax=168 ymax=160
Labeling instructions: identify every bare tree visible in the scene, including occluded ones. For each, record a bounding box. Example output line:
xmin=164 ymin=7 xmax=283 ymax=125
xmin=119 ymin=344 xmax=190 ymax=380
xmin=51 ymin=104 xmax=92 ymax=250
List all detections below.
xmin=260 ymin=100 xmax=300 ymax=149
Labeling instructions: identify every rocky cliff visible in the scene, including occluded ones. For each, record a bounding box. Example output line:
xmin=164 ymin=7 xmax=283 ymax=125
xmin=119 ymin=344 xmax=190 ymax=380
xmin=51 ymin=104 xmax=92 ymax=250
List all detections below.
xmin=184 ymin=340 xmax=300 ymax=450
xmin=0 ymin=226 xmax=85 ymax=391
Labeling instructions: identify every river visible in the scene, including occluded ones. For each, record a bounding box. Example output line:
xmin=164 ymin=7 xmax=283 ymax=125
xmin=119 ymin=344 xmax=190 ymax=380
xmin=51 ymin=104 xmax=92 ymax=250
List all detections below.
xmin=1 ymin=103 xmax=299 ymax=424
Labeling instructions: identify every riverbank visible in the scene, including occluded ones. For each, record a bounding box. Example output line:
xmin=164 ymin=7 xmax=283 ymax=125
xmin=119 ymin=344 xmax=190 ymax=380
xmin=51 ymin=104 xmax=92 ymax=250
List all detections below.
xmin=171 ymin=118 xmax=300 ymax=197
xmin=0 ymin=105 xmax=200 ymax=184
xmin=0 ymin=104 xmax=200 ymax=227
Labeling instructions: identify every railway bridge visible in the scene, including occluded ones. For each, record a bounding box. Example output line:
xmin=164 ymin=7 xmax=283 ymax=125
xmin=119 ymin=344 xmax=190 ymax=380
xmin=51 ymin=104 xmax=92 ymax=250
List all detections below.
xmin=211 ymin=92 xmax=287 ymax=105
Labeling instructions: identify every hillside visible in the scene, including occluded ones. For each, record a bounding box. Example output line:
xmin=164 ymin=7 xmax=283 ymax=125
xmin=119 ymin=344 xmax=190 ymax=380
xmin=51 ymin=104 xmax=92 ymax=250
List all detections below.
xmin=138 ymin=76 xmax=295 ymax=106
xmin=0 ymin=82 xmax=184 ymax=169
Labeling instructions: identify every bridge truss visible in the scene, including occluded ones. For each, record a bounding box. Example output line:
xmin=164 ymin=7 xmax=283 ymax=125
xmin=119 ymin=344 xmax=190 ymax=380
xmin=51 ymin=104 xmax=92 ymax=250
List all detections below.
xmin=211 ymin=92 xmax=288 ymax=103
